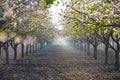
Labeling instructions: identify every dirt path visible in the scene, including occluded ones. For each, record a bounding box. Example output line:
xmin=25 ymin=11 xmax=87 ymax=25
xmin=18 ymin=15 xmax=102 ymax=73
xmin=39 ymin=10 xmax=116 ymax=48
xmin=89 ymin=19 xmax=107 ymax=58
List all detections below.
xmin=0 ymin=45 xmax=120 ymax=80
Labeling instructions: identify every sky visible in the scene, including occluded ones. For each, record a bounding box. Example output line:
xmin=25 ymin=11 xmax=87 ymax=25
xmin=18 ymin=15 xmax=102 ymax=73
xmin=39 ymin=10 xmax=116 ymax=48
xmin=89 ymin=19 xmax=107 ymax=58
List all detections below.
xmin=49 ymin=0 xmax=69 ymax=45
xmin=49 ymin=0 xmax=69 ymax=30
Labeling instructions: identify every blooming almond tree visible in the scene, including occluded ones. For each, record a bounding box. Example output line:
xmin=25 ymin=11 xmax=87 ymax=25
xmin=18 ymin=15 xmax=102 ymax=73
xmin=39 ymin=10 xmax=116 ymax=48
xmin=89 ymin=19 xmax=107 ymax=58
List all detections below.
xmin=63 ymin=0 xmax=120 ymax=70
xmin=0 ymin=0 xmax=56 ymax=64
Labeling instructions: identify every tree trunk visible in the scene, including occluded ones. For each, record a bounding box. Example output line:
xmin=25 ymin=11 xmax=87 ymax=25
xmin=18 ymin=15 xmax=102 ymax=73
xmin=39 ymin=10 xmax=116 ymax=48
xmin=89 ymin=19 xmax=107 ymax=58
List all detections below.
xmin=21 ymin=44 xmax=24 ymax=58
xmin=115 ymin=51 xmax=119 ymax=71
xmin=40 ymin=41 xmax=43 ymax=49
xmin=105 ymin=44 xmax=108 ymax=64
xmin=0 ymin=43 xmax=2 ymax=56
xmin=35 ymin=43 xmax=37 ymax=51
xmin=93 ymin=46 xmax=97 ymax=60
xmin=29 ymin=44 xmax=32 ymax=54
xmin=4 ymin=43 xmax=9 ymax=64
xmin=0 ymin=47 xmax=1 ymax=56
xmin=87 ymin=42 xmax=90 ymax=56
xmin=80 ymin=41 xmax=83 ymax=51
xmin=5 ymin=47 xmax=9 ymax=64
xmin=84 ymin=42 xmax=86 ymax=52
xmin=26 ymin=45 xmax=29 ymax=56
xmin=33 ymin=44 xmax=34 ymax=52
xmin=14 ymin=45 xmax=18 ymax=60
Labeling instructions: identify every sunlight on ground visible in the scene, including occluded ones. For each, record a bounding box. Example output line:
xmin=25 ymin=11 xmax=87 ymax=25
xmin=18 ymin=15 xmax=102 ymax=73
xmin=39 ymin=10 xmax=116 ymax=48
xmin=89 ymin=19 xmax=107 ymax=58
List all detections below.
xmin=52 ymin=37 xmax=68 ymax=45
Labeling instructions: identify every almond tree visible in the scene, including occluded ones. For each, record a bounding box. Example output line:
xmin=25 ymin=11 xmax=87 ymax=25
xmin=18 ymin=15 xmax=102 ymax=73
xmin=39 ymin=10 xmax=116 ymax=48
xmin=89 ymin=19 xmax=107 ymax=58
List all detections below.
xmin=63 ymin=0 xmax=120 ymax=70
xmin=0 ymin=0 xmax=56 ymax=64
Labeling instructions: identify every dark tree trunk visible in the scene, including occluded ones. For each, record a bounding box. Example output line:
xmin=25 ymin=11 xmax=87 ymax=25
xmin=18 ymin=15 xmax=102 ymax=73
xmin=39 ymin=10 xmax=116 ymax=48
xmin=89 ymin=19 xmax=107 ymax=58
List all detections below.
xmin=10 ymin=41 xmax=18 ymax=60
xmin=33 ymin=44 xmax=34 ymax=52
xmin=0 ymin=47 xmax=1 ymax=56
xmin=80 ymin=41 xmax=83 ymax=51
xmin=115 ymin=51 xmax=119 ymax=71
xmin=87 ymin=42 xmax=90 ymax=56
xmin=21 ymin=44 xmax=24 ymax=58
xmin=84 ymin=42 xmax=87 ymax=52
xmin=40 ymin=41 xmax=43 ymax=49
xmin=35 ymin=43 xmax=37 ymax=51
xmin=14 ymin=44 xmax=18 ymax=60
xmin=105 ymin=44 xmax=108 ymax=64
xmin=29 ymin=44 xmax=32 ymax=54
xmin=26 ymin=45 xmax=29 ymax=56
xmin=93 ymin=46 xmax=98 ymax=60
xmin=4 ymin=43 xmax=9 ymax=64
xmin=0 ymin=43 xmax=2 ymax=56
xmin=5 ymin=47 xmax=9 ymax=64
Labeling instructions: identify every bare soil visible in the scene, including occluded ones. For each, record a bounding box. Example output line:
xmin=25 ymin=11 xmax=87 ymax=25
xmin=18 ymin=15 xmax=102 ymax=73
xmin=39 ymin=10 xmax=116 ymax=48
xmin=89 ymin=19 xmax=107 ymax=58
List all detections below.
xmin=0 ymin=45 xmax=120 ymax=80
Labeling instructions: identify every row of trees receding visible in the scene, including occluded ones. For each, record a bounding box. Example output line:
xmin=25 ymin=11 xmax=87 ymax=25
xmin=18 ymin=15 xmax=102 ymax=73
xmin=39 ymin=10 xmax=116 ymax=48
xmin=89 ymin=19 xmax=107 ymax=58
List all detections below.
xmin=62 ymin=0 xmax=120 ymax=71
xmin=0 ymin=0 xmax=56 ymax=64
